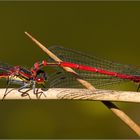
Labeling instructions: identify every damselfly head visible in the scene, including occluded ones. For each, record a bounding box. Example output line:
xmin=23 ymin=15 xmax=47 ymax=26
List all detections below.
xmin=35 ymin=69 xmax=47 ymax=84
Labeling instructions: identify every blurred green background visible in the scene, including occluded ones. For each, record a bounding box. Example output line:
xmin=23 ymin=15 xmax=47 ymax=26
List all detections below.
xmin=0 ymin=1 xmax=140 ymax=138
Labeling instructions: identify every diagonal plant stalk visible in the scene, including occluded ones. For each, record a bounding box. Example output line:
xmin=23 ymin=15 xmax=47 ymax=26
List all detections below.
xmin=25 ymin=31 xmax=140 ymax=137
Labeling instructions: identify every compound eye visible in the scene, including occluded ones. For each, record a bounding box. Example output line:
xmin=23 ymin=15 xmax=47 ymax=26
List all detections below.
xmin=36 ymin=78 xmax=44 ymax=84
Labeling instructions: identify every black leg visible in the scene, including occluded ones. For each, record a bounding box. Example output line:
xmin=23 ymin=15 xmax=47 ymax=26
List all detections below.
xmin=33 ymin=86 xmax=43 ymax=99
xmin=20 ymin=89 xmax=31 ymax=99
xmin=32 ymin=82 xmax=46 ymax=99
xmin=40 ymin=84 xmax=47 ymax=98
xmin=2 ymin=77 xmax=11 ymax=100
xmin=18 ymin=84 xmax=31 ymax=99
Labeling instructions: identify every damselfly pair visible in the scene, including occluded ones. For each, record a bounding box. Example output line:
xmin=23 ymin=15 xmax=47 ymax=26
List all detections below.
xmin=1 ymin=46 xmax=140 ymax=99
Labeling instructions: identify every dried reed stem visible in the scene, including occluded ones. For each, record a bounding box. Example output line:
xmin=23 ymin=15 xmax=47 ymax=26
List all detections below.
xmin=1 ymin=88 xmax=140 ymax=103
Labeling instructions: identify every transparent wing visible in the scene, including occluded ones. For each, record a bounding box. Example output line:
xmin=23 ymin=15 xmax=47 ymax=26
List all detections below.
xmin=46 ymin=46 xmax=139 ymax=88
xmin=0 ymin=62 xmax=15 ymax=77
xmin=48 ymin=46 xmax=140 ymax=77
xmin=47 ymin=70 xmax=128 ymax=88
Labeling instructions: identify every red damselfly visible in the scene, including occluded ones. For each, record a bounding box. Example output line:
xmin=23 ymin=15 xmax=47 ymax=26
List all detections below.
xmin=33 ymin=46 xmax=140 ymax=91
xmin=2 ymin=46 xmax=139 ymax=99
xmin=0 ymin=62 xmax=47 ymax=99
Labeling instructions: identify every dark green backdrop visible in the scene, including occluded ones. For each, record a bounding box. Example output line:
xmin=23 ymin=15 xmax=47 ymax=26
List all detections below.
xmin=0 ymin=1 xmax=140 ymax=138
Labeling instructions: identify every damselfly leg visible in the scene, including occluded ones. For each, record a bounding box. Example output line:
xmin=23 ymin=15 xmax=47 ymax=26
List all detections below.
xmin=18 ymin=83 xmax=32 ymax=99
xmin=2 ymin=77 xmax=13 ymax=100
xmin=32 ymin=81 xmax=46 ymax=99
